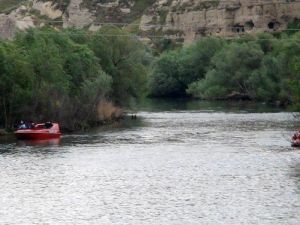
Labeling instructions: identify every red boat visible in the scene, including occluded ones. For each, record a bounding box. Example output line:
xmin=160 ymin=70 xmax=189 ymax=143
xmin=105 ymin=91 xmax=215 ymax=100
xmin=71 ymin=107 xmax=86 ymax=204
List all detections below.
xmin=15 ymin=122 xmax=61 ymax=140
xmin=292 ymin=139 xmax=300 ymax=147
xmin=292 ymin=130 xmax=300 ymax=147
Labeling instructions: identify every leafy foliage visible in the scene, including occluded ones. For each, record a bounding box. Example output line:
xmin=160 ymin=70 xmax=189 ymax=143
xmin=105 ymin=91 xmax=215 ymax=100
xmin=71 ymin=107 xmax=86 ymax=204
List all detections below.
xmin=149 ymin=33 xmax=300 ymax=110
xmin=86 ymin=26 xmax=149 ymax=103
xmin=0 ymin=27 xmax=149 ymax=130
xmin=188 ymin=42 xmax=264 ymax=99
xmin=148 ymin=37 xmax=224 ymax=97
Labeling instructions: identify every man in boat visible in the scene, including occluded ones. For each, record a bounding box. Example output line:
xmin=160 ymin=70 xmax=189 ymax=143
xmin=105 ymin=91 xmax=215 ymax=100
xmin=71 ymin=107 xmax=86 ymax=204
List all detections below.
xmin=45 ymin=121 xmax=53 ymax=129
xmin=292 ymin=130 xmax=300 ymax=140
xmin=18 ymin=121 xmax=26 ymax=129
xmin=29 ymin=121 xmax=35 ymax=129
xmin=292 ymin=129 xmax=300 ymax=147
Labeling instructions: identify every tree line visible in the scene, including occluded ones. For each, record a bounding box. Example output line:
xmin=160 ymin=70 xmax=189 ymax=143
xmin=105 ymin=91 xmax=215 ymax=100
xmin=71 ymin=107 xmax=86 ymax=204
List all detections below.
xmin=0 ymin=27 xmax=150 ymax=130
xmin=1 ymin=27 xmax=300 ymax=131
xmin=148 ymin=33 xmax=300 ymax=111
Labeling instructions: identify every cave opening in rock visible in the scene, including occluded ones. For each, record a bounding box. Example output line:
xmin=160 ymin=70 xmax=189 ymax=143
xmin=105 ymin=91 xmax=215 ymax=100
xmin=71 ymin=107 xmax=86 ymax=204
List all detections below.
xmin=268 ymin=22 xmax=275 ymax=29
xmin=245 ymin=21 xmax=254 ymax=30
xmin=268 ymin=21 xmax=280 ymax=30
xmin=232 ymin=24 xmax=245 ymax=33
xmin=170 ymin=17 xmax=174 ymax=25
xmin=196 ymin=27 xmax=207 ymax=37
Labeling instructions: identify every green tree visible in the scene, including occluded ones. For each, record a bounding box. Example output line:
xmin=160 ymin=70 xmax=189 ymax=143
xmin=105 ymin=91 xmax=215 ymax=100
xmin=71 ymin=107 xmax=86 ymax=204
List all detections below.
xmin=15 ymin=29 xmax=71 ymax=121
xmin=148 ymin=51 xmax=183 ymax=97
xmin=10 ymin=28 xmax=113 ymax=130
xmin=88 ymin=26 xmax=148 ymax=103
xmin=187 ymin=42 xmax=264 ymax=99
xmin=279 ymin=33 xmax=300 ymax=108
xmin=0 ymin=41 xmax=34 ymax=129
xmin=148 ymin=37 xmax=224 ymax=97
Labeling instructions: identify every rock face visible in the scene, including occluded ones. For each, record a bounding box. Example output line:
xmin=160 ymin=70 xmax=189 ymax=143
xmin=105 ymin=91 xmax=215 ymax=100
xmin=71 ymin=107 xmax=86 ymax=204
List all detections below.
xmin=32 ymin=0 xmax=63 ymax=19
xmin=0 ymin=16 xmax=16 ymax=39
xmin=0 ymin=4 xmax=35 ymax=39
xmin=1 ymin=0 xmax=300 ymax=43
xmin=140 ymin=0 xmax=300 ymax=43
xmin=63 ymin=0 xmax=95 ymax=28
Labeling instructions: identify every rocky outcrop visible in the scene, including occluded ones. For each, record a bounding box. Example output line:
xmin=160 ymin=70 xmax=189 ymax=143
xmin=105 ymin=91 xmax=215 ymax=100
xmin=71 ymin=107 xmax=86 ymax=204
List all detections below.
xmin=0 ymin=5 xmax=35 ymax=39
xmin=63 ymin=0 xmax=95 ymax=28
xmin=32 ymin=0 xmax=63 ymax=19
xmin=1 ymin=0 xmax=300 ymax=42
xmin=141 ymin=0 xmax=300 ymax=43
xmin=0 ymin=15 xmax=15 ymax=39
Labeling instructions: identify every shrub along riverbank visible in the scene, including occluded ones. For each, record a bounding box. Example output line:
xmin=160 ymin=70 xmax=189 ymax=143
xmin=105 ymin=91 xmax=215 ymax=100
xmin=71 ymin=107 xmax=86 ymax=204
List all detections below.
xmin=1 ymin=27 xmax=299 ymax=131
xmin=0 ymin=27 xmax=150 ymax=131
xmin=148 ymin=33 xmax=300 ymax=110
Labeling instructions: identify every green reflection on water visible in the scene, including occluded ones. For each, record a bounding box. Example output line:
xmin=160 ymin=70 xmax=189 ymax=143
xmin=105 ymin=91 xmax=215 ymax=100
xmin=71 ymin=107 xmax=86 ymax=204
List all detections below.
xmin=128 ymin=98 xmax=291 ymax=113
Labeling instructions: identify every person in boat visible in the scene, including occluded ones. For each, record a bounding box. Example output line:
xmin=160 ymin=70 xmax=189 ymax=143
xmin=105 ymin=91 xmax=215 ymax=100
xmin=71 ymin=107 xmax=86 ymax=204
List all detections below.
xmin=29 ymin=121 xmax=35 ymax=129
xmin=18 ymin=121 xmax=27 ymax=129
xmin=45 ymin=121 xmax=53 ymax=129
xmin=293 ymin=130 xmax=300 ymax=140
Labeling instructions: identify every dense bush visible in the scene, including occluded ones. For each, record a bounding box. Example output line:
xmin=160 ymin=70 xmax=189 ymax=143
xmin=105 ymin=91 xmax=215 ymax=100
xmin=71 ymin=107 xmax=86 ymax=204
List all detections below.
xmin=149 ymin=33 xmax=300 ymax=109
xmin=1 ymin=27 xmax=300 ymax=130
xmin=148 ymin=37 xmax=224 ymax=97
xmin=0 ymin=27 xmax=149 ymax=130
xmin=86 ymin=26 xmax=150 ymax=102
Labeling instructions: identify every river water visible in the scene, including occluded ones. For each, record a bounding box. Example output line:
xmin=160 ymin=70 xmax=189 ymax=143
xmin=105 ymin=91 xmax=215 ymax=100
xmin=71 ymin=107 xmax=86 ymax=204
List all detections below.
xmin=0 ymin=101 xmax=299 ymax=225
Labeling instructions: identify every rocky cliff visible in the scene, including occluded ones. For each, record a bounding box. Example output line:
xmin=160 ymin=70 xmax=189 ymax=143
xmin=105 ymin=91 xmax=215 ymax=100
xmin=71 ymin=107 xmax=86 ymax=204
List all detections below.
xmin=1 ymin=0 xmax=300 ymax=43
xmin=141 ymin=0 xmax=300 ymax=43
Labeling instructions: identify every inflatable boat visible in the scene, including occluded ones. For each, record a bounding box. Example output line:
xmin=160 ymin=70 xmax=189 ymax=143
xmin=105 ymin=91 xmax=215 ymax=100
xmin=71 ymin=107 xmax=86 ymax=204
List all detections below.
xmin=292 ymin=139 xmax=300 ymax=147
xmin=292 ymin=130 xmax=300 ymax=147
xmin=15 ymin=122 xmax=61 ymax=140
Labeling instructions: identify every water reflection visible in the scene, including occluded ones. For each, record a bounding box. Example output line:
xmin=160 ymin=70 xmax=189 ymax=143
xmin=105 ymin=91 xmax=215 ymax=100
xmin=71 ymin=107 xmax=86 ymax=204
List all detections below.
xmin=16 ymin=138 xmax=61 ymax=147
xmin=60 ymin=116 xmax=145 ymax=146
xmin=133 ymin=99 xmax=292 ymax=113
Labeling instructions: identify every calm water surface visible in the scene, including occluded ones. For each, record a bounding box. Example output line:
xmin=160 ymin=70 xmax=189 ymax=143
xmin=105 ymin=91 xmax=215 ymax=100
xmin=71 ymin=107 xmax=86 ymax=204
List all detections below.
xmin=0 ymin=101 xmax=300 ymax=224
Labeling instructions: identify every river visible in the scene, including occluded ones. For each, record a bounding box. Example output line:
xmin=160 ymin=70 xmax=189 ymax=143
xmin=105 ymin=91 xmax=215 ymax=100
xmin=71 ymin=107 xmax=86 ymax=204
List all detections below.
xmin=0 ymin=100 xmax=299 ymax=224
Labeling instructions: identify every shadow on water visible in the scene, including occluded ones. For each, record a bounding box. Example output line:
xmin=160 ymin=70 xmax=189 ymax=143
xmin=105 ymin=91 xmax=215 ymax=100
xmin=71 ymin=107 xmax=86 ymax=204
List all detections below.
xmin=291 ymin=161 xmax=300 ymax=191
xmin=132 ymin=98 xmax=291 ymax=113
xmin=16 ymin=138 xmax=61 ymax=147
xmin=0 ymin=134 xmax=63 ymax=155
xmin=58 ymin=116 xmax=145 ymax=146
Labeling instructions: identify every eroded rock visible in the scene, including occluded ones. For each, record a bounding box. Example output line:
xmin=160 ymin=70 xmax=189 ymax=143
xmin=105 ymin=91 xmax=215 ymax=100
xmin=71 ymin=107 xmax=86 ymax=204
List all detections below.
xmin=32 ymin=0 xmax=63 ymax=19
xmin=141 ymin=0 xmax=300 ymax=43
xmin=1 ymin=0 xmax=300 ymax=43
xmin=63 ymin=0 xmax=95 ymax=28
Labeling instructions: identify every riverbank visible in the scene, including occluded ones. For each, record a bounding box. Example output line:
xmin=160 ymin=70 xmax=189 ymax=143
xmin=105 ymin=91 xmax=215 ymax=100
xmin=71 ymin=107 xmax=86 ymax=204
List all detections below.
xmin=0 ymin=129 xmax=8 ymax=136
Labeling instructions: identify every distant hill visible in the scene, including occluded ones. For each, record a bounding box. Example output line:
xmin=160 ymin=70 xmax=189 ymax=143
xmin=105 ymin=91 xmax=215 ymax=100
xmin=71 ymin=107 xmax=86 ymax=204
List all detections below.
xmin=1 ymin=0 xmax=300 ymax=43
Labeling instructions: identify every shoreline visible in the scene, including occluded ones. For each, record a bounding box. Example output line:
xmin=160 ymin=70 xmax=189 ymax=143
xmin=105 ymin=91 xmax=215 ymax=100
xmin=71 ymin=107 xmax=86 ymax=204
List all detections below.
xmin=0 ymin=129 xmax=9 ymax=136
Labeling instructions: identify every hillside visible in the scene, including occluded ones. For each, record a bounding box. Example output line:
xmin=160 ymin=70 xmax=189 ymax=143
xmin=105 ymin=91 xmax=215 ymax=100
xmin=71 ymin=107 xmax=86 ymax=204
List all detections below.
xmin=1 ymin=0 xmax=300 ymax=43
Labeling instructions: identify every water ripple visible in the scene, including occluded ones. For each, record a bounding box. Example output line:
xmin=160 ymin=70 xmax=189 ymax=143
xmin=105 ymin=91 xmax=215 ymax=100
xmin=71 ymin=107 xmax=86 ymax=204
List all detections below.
xmin=0 ymin=111 xmax=299 ymax=224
